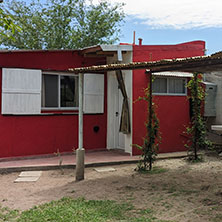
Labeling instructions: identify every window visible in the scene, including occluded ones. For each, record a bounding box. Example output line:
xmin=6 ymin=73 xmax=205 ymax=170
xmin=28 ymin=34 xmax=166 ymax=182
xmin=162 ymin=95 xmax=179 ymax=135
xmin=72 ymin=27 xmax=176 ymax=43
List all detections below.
xmin=153 ymin=77 xmax=186 ymax=95
xmin=2 ymin=69 xmax=105 ymax=114
xmin=168 ymin=78 xmax=186 ymax=94
xmin=42 ymin=73 xmax=78 ymax=109
xmin=153 ymin=78 xmax=167 ymax=93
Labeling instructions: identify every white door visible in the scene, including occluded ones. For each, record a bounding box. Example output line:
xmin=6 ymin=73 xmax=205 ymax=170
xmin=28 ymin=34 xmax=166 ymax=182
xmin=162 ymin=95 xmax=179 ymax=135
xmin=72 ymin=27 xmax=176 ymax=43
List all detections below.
xmin=107 ymin=72 xmax=125 ymax=150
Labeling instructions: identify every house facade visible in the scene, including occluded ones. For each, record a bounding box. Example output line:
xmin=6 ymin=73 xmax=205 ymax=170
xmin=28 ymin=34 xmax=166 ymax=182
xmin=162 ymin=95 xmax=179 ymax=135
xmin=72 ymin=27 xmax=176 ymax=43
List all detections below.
xmin=0 ymin=40 xmax=205 ymax=158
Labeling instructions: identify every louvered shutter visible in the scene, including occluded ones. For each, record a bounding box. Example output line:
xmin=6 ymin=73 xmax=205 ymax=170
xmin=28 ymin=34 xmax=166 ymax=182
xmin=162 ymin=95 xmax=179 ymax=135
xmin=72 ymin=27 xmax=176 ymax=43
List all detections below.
xmin=83 ymin=74 xmax=104 ymax=113
xmin=2 ymin=68 xmax=42 ymax=114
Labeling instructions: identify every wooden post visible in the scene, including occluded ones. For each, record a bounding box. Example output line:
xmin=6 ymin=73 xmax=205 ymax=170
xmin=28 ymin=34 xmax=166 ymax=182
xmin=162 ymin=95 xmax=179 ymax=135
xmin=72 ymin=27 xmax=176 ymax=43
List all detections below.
xmin=148 ymin=71 xmax=153 ymax=170
xmin=193 ymin=73 xmax=198 ymax=160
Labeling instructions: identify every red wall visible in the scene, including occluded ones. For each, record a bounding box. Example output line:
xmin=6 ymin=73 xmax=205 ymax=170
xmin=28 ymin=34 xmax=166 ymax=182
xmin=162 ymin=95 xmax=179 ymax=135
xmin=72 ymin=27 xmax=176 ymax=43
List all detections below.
xmin=0 ymin=51 xmax=107 ymax=158
xmin=132 ymin=41 xmax=205 ymax=155
xmin=0 ymin=41 xmax=206 ymax=158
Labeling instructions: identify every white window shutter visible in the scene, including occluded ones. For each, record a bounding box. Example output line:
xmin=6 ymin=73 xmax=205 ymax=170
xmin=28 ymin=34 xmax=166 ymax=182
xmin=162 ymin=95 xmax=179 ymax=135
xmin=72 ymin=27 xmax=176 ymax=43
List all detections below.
xmin=2 ymin=68 xmax=42 ymax=114
xmin=83 ymin=74 xmax=104 ymax=113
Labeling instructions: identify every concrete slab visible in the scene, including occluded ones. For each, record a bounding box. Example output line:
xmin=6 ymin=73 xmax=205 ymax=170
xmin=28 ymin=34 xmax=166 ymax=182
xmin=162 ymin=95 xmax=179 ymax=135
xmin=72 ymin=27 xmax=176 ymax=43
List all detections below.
xmin=0 ymin=150 xmax=188 ymax=173
xmin=94 ymin=167 xmax=116 ymax=173
xmin=19 ymin=171 xmax=42 ymax=177
xmin=14 ymin=176 xmax=40 ymax=182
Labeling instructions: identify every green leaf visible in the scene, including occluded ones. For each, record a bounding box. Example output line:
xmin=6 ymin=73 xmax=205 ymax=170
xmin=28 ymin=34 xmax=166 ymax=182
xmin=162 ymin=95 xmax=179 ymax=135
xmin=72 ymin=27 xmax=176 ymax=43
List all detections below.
xmin=1 ymin=0 xmax=125 ymax=49
xmin=131 ymin=144 xmax=143 ymax=150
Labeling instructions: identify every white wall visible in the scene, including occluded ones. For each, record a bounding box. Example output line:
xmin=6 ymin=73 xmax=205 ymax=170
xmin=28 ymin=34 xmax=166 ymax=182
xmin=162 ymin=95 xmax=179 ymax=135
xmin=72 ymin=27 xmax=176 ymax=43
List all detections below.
xmin=205 ymin=71 xmax=222 ymax=143
xmin=205 ymin=71 xmax=222 ymax=124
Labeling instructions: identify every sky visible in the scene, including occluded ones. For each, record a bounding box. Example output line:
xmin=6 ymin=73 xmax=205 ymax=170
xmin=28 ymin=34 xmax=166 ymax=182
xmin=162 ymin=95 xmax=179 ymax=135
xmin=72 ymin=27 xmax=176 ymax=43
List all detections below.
xmin=24 ymin=0 xmax=222 ymax=55
xmin=99 ymin=0 xmax=222 ymax=55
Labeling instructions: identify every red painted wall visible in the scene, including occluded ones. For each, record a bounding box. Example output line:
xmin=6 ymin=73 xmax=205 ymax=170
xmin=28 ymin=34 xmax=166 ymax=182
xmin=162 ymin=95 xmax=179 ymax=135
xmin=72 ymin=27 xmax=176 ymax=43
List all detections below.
xmin=0 ymin=41 xmax=206 ymax=158
xmin=0 ymin=51 xmax=107 ymax=158
xmin=132 ymin=41 xmax=205 ymax=155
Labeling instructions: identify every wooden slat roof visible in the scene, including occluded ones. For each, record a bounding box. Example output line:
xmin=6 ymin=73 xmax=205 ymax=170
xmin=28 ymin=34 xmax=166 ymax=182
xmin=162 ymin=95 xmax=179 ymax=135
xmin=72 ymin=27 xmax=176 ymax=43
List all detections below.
xmin=68 ymin=51 xmax=222 ymax=74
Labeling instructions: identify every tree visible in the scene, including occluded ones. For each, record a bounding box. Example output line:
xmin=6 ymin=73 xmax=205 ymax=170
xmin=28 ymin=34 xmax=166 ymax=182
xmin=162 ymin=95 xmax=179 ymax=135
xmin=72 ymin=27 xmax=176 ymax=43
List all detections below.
xmin=1 ymin=0 xmax=125 ymax=49
xmin=0 ymin=3 xmax=21 ymax=38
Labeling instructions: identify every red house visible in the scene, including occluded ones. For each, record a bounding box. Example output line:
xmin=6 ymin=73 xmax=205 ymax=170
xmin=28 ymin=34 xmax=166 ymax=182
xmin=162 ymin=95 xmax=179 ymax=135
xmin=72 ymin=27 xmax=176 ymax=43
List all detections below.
xmin=0 ymin=40 xmax=205 ymax=158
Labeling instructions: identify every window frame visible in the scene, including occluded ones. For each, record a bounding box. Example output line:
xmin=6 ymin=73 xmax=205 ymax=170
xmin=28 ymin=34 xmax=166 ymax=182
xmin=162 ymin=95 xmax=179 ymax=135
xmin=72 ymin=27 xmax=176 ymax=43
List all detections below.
xmin=41 ymin=72 xmax=79 ymax=110
xmin=152 ymin=76 xmax=187 ymax=96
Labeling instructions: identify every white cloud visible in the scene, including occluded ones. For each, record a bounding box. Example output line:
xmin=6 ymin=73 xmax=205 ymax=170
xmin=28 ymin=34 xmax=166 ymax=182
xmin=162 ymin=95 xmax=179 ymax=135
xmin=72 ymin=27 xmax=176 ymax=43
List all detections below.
xmin=94 ymin=0 xmax=222 ymax=29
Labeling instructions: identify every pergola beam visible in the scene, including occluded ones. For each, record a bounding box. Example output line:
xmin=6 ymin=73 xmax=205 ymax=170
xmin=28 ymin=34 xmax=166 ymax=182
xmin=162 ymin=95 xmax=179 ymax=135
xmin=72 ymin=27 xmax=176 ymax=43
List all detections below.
xmin=69 ymin=54 xmax=222 ymax=74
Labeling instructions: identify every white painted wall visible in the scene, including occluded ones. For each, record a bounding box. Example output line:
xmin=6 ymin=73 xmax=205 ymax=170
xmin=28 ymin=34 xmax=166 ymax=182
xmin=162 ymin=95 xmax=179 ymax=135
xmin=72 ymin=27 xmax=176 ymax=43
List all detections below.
xmin=205 ymin=72 xmax=222 ymax=124
xmin=204 ymin=71 xmax=222 ymax=143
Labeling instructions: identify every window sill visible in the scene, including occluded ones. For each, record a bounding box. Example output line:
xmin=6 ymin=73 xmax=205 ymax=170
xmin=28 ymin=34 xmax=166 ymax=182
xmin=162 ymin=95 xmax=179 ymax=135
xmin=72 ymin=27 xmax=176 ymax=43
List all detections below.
xmin=153 ymin=93 xmax=187 ymax=96
xmin=41 ymin=107 xmax=79 ymax=111
xmin=41 ymin=108 xmax=78 ymax=114
xmin=2 ymin=112 xmax=79 ymax=116
xmin=2 ymin=110 xmax=104 ymax=116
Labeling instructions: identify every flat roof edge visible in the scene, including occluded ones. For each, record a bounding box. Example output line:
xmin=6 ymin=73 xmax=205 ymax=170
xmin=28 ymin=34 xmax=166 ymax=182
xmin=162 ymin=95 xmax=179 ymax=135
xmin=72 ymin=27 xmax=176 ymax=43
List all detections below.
xmin=100 ymin=45 xmax=132 ymax=52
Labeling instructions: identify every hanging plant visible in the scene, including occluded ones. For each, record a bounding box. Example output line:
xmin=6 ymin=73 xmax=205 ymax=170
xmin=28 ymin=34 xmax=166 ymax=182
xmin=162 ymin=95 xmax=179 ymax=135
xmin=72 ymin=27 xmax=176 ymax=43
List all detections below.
xmin=185 ymin=72 xmax=212 ymax=161
xmin=134 ymin=75 xmax=161 ymax=171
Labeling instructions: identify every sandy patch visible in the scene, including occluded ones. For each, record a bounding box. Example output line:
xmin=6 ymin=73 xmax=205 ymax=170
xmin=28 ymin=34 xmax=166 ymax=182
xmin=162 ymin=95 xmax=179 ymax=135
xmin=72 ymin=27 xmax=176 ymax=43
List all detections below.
xmin=0 ymin=154 xmax=221 ymax=222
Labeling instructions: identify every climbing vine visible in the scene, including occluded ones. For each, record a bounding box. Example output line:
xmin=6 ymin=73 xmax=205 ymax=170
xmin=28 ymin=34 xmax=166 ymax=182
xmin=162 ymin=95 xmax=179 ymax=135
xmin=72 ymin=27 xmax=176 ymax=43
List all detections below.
xmin=185 ymin=72 xmax=212 ymax=160
xmin=134 ymin=74 xmax=161 ymax=171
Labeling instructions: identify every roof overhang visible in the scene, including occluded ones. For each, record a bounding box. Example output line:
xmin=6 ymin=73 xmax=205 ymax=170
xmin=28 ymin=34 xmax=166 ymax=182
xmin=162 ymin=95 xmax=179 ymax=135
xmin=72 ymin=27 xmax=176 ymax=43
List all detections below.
xmin=145 ymin=54 xmax=222 ymax=73
xmin=153 ymin=71 xmax=193 ymax=78
xmin=80 ymin=44 xmax=132 ymax=59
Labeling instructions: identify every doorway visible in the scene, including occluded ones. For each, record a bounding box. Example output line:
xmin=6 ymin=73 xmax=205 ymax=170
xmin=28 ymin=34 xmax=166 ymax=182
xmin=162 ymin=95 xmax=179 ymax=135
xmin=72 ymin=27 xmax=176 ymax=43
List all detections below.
xmin=107 ymin=72 xmax=125 ymax=150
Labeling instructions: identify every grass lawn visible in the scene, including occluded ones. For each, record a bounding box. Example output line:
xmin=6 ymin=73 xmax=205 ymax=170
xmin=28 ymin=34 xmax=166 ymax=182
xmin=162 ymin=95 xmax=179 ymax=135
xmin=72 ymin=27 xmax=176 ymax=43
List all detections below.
xmin=0 ymin=197 xmax=173 ymax=222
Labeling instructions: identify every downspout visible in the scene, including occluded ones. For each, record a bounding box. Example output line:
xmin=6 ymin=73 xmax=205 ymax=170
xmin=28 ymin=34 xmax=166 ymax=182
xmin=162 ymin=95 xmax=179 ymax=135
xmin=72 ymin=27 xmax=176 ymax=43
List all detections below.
xmin=117 ymin=46 xmax=123 ymax=62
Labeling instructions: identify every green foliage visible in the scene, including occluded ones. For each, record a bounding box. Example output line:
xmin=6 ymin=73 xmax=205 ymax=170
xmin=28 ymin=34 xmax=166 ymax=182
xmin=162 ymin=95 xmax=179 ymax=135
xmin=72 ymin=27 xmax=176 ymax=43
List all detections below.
xmin=137 ymin=166 xmax=167 ymax=175
xmin=185 ymin=73 xmax=212 ymax=160
xmin=0 ymin=6 xmax=21 ymax=39
xmin=187 ymin=154 xmax=204 ymax=163
xmin=0 ymin=205 xmax=19 ymax=221
xmin=17 ymin=197 xmax=132 ymax=222
xmin=2 ymin=197 xmax=169 ymax=222
xmin=1 ymin=0 xmax=125 ymax=49
xmin=134 ymin=78 xmax=161 ymax=171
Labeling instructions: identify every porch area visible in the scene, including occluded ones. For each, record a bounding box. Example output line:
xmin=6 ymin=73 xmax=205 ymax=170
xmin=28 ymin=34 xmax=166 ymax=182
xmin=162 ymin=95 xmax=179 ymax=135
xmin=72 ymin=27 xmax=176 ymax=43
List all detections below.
xmin=0 ymin=149 xmax=187 ymax=173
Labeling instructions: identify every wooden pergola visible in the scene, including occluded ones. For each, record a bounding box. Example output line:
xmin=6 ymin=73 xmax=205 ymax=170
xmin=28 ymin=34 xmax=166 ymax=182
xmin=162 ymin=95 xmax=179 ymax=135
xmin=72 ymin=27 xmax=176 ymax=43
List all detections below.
xmin=69 ymin=51 xmax=222 ymax=74
xmin=71 ymin=51 xmax=222 ymax=181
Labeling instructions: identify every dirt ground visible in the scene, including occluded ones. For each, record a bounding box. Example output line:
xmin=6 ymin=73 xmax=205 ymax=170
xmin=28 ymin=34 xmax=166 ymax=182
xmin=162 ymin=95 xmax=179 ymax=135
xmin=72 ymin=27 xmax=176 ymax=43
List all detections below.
xmin=0 ymin=154 xmax=221 ymax=222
